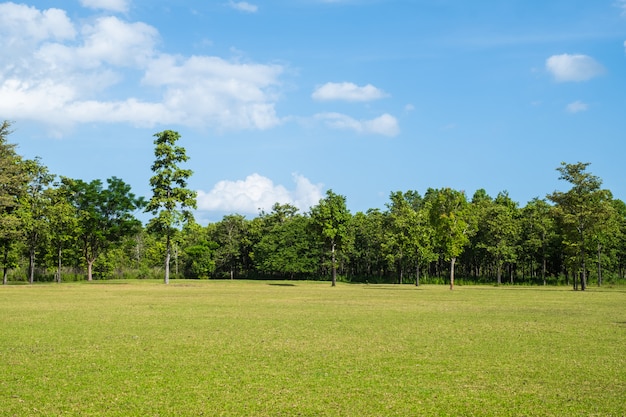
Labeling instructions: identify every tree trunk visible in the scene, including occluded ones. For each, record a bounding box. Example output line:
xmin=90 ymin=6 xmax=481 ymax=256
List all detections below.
xmin=28 ymin=249 xmax=35 ymax=284
xmin=542 ymin=257 xmax=547 ymax=286
xmin=164 ymin=234 xmax=171 ymax=284
xmin=87 ymin=259 xmax=94 ymax=281
xmin=597 ymin=243 xmax=602 ymax=287
xmin=496 ymin=261 xmax=502 ymax=285
xmin=449 ymin=257 xmax=456 ymax=290
xmin=415 ymin=261 xmax=420 ymax=287
xmin=331 ymin=241 xmax=337 ymax=287
xmin=56 ymin=245 xmax=62 ymax=283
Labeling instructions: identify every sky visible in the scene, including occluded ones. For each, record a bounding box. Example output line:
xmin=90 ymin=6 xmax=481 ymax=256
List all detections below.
xmin=1 ymin=0 xmax=625 ymax=224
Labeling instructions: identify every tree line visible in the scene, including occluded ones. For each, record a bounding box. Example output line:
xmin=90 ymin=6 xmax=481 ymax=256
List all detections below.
xmin=2 ymin=122 xmax=625 ymax=290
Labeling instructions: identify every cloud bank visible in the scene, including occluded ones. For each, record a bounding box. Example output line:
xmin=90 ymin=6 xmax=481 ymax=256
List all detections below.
xmin=545 ymin=54 xmax=605 ymax=82
xmin=196 ymin=173 xmax=323 ymax=214
xmin=0 ymin=3 xmax=282 ymax=131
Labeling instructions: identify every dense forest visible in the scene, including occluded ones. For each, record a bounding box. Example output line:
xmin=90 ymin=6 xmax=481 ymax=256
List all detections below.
xmin=2 ymin=122 xmax=625 ymax=290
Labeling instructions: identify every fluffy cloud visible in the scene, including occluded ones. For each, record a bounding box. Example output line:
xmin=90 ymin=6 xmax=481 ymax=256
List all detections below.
xmin=545 ymin=54 xmax=605 ymax=82
xmin=228 ymin=1 xmax=258 ymax=13
xmin=566 ymin=100 xmax=588 ymax=113
xmin=312 ymin=82 xmax=388 ymax=102
xmin=80 ymin=0 xmax=129 ymax=13
xmin=196 ymin=173 xmax=323 ymax=214
xmin=0 ymin=4 xmax=283 ymax=131
xmin=0 ymin=3 xmax=75 ymax=43
xmin=315 ymin=112 xmax=399 ymax=137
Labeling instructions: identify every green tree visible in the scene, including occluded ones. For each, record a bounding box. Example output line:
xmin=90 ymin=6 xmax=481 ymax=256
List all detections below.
xmin=611 ymin=199 xmax=626 ymax=280
xmin=0 ymin=121 xmax=29 ymax=285
xmin=310 ymin=190 xmax=351 ymax=286
xmin=383 ymin=191 xmax=434 ymax=285
xmin=478 ymin=191 xmax=521 ymax=285
xmin=212 ymin=214 xmax=248 ymax=279
xmin=46 ymin=182 xmax=79 ymax=283
xmin=65 ymin=177 xmax=144 ymax=281
xmin=346 ymin=209 xmax=386 ymax=281
xmin=253 ymin=205 xmax=318 ymax=279
xmin=520 ymin=198 xmax=555 ymax=285
xmin=427 ymin=188 xmax=473 ymax=290
xmin=179 ymin=220 xmax=217 ymax=279
xmin=547 ymin=162 xmax=612 ymax=291
xmin=145 ymin=130 xmax=197 ymax=284
xmin=20 ymin=158 xmax=55 ymax=284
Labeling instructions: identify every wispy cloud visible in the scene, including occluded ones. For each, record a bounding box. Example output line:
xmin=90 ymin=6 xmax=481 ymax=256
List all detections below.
xmin=312 ymin=82 xmax=388 ymax=102
xmin=566 ymin=100 xmax=588 ymax=113
xmin=227 ymin=1 xmax=258 ymax=13
xmin=315 ymin=112 xmax=399 ymax=137
xmin=196 ymin=173 xmax=323 ymax=214
xmin=80 ymin=0 xmax=129 ymax=13
xmin=545 ymin=54 xmax=605 ymax=82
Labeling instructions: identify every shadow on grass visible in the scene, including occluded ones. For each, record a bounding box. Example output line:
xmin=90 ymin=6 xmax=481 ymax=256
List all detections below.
xmin=268 ymin=283 xmax=296 ymax=287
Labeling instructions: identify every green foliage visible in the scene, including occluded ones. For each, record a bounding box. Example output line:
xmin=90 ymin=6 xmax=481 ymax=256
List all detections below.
xmin=548 ymin=162 xmax=613 ymax=290
xmin=310 ymin=190 xmax=351 ymax=286
xmin=253 ymin=209 xmax=319 ymax=279
xmin=145 ymin=130 xmax=196 ymax=284
xmin=426 ymin=187 xmax=474 ymax=289
xmin=63 ymin=176 xmax=145 ymax=281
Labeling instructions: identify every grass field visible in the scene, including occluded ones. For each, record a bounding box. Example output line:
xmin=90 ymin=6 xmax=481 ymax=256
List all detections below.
xmin=1 ymin=281 xmax=625 ymax=416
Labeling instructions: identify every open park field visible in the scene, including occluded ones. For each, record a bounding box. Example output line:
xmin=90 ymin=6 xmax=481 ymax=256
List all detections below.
xmin=1 ymin=281 xmax=625 ymax=416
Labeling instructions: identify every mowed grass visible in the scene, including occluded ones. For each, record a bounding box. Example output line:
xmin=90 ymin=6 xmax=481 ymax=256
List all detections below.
xmin=1 ymin=281 xmax=625 ymax=416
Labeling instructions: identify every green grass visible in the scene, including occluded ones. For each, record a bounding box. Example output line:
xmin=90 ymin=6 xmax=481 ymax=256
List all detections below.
xmin=1 ymin=281 xmax=625 ymax=416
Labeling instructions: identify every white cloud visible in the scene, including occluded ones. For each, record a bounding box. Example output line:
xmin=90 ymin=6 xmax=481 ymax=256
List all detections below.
xmin=617 ymin=0 xmax=626 ymax=16
xmin=545 ymin=54 xmax=605 ymax=82
xmin=228 ymin=1 xmax=258 ymax=13
xmin=312 ymin=82 xmax=388 ymax=102
xmin=196 ymin=173 xmax=323 ymax=214
xmin=0 ymin=3 xmax=76 ymax=43
xmin=566 ymin=100 xmax=588 ymax=113
xmin=80 ymin=0 xmax=129 ymax=13
xmin=0 ymin=4 xmax=284 ymax=132
xmin=315 ymin=112 xmax=399 ymax=137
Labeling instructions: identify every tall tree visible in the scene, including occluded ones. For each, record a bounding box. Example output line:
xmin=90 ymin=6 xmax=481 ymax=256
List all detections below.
xmin=212 ymin=214 xmax=248 ymax=279
xmin=346 ymin=209 xmax=386 ymax=281
xmin=478 ymin=191 xmax=521 ymax=285
xmin=20 ymin=158 xmax=54 ymax=284
xmin=520 ymin=198 xmax=555 ymax=285
xmin=310 ymin=190 xmax=351 ymax=286
xmin=427 ymin=188 xmax=473 ymax=290
xmin=46 ymin=182 xmax=78 ymax=283
xmin=145 ymin=130 xmax=197 ymax=284
xmin=547 ymin=162 xmax=612 ymax=291
xmin=65 ymin=177 xmax=144 ymax=281
xmin=383 ymin=191 xmax=434 ymax=286
xmin=0 ymin=121 xmax=29 ymax=285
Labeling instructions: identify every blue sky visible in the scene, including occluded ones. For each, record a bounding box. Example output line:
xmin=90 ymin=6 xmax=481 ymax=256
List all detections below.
xmin=1 ymin=0 xmax=625 ymax=223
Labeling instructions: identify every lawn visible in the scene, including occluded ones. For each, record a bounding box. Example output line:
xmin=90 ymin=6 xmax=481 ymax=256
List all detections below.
xmin=1 ymin=281 xmax=625 ymax=416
